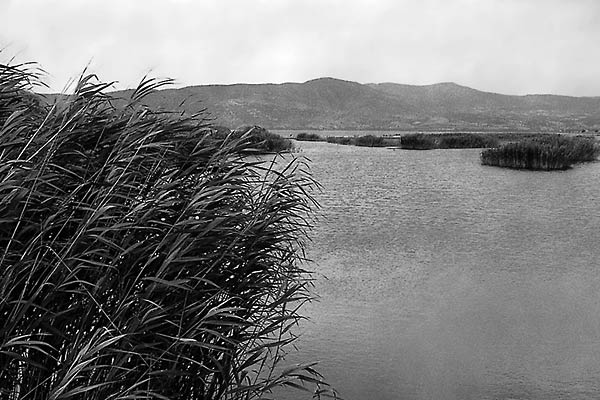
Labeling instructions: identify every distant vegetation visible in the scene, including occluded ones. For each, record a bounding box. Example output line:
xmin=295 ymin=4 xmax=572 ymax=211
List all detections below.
xmin=440 ymin=133 xmax=500 ymax=148
xmin=295 ymin=132 xmax=325 ymax=141
xmin=399 ymin=134 xmax=436 ymax=150
xmin=326 ymin=136 xmax=352 ymax=145
xmin=324 ymin=132 xmax=498 ymax=149
xmin=354 ymin=135 xmax=386 ymax=147
xmin=0 ymin=61 xmax=332 ymax=399
xmin=212 ymin=125 xmax=294 ymax=152
xmin=481 ymin=135 xmax=600 ymax=170
xmin=296 ymin=130 xmax=599 ymax=171
xmin=401 ymin=133 xmax=499 ymax=149
xmin=327 ymin=135 xmax=389 ymax=147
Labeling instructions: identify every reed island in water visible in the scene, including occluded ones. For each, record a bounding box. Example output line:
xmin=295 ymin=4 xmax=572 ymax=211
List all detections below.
xmin=481 ymin=134 xmax=600 ymax=170
xmin=296 ymin=131 xmax=600 ymax=170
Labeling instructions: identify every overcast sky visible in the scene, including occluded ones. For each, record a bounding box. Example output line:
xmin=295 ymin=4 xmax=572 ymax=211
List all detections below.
xmin=1 ymin=0 xmax=599 ymax=96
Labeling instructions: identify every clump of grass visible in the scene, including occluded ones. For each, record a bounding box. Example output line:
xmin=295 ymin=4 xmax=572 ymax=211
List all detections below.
xmin=295 ymin=132 xmax=324 ymax=142
xmin=0 ymin=61 xmax=335 ymax=399
xmin=400 ymin=133 xmax=498 ymax=150
xmin=481 ymin=134 xmax=600 ymax=170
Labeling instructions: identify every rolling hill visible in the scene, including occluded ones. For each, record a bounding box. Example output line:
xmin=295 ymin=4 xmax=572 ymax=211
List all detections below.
xmin=53 ymin=78 xmax=600 ymax=132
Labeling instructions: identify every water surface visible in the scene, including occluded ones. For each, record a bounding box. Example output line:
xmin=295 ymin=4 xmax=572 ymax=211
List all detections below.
xmin=288 ymin=141 xmax=600 ymax=400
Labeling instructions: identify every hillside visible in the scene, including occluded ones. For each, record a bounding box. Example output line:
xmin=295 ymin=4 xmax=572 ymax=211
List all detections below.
xmin=48 ymin=78 xmax=600 ymax=132
xmin=368 ymin=82 xmax=600 ymax=131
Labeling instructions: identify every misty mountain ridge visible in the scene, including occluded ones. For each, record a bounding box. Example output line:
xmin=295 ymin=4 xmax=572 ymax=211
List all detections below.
xmin=90 ymin=78 xmax=600 ymax=131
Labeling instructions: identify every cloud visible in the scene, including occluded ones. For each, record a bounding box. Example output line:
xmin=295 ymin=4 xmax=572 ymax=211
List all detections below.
xmin=1 ymin=0 xmax=599 ymax=95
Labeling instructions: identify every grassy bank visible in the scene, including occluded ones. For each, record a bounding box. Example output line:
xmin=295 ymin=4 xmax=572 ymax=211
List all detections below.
xmin=0 ymin=62 xmax=332 ymax=399
xmin=481 ymin=135 xmax=599 ymax=170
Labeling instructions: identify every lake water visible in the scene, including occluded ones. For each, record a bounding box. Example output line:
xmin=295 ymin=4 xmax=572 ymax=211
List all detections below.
xmin=285 ymin=141 xmax=600 ymax=400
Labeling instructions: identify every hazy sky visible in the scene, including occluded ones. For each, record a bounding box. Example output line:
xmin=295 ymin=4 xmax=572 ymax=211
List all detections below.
xmin=1 ymin=0 xmax=599 ymax=96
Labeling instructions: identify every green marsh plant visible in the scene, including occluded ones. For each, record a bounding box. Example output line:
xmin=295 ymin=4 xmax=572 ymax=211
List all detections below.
xmin=295 ymin=133 xmax=324 ymax=142
xmin=0 ymin=61 xmax=335 ymax=400
xmin=481 ymin=134 xmax=599 ymax=170
xmin=400 ymin=133 xmax=498 ymax=150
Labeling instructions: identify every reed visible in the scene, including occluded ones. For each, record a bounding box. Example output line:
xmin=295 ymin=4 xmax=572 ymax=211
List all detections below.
xmin=481 ymin=135 xmax=600 ymax=170
xmin=354 ymin=135 xmax=385 ymax=147
xmin=400 ymin=133 xmax=498 ymax=150
xmin=0 ymin=61 xmax=334 ymax=399
xmin=326 ymin=136 xmax=353 ymax=145
xmin=210 ymin=125 xmax=293 ymax=153
xmin=231 ymin=125 xmax=294 ymax=152
xmin=438 ymin=133 xmax=499 ymax=149
xmin=295 ymin=132 xmax=324 ymax=142
xmin=399 ymin=134 xmax=437 ymax=150
xmin=326 ymin=133 xmax=498 ymax=150
xmin=326 ymin=135 xmax=387 ymax=147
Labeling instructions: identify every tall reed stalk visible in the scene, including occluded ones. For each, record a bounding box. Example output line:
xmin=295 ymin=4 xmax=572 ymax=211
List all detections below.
xmin=0 ymin=61 xmax=334 ymax=399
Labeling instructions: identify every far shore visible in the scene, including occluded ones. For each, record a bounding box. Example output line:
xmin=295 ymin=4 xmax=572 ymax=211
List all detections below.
xmin=273 ymin=129 xmax=599 ymax=140
xmin=283 ymin=130 xmax=600 ymax=149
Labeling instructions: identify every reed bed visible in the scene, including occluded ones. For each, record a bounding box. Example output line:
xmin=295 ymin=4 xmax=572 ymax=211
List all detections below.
xmin=209 ymin=125 xmax=293 ymax=153
xmin=400 ymin=133 xmax=499 ymax=150
xmin=295 ymin=133 xmax=324 ymax=142
xmin=231 ymin=126 xmax=294 ymax=152
xmin=399 ymin=134 xmax=436 ymax=150
xmin=480 ymin=135 xmax=600 ymax=170
xmin=0 ymin=61 xmax=335 ymax=399
xmin=326 ymin=135 xmax=388 ymax=147
xmin=325 ymin=133 xmax=498 ymax=149
xmin=353 ymin=135 xmax=386 ymax=147
xmin=326 ymin=136 xmax=352 ymax=146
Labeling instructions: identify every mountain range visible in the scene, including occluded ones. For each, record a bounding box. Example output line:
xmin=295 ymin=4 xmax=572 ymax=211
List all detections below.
xmin=100 ymin=78 xmax=600 ymax=131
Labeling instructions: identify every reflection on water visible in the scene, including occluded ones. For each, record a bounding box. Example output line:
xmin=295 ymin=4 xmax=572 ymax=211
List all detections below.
xmin=286 ymin=141 xmax=600 ymax=400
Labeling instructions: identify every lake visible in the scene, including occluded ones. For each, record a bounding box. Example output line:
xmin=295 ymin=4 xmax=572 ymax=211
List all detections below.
xmin=284 ymin=140 xmax=600 ymax=400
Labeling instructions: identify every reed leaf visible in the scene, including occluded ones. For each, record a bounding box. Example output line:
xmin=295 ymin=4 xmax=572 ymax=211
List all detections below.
xmin=0 ymin=60 xmax=334 ymax=400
